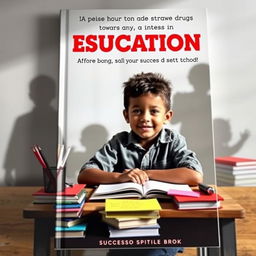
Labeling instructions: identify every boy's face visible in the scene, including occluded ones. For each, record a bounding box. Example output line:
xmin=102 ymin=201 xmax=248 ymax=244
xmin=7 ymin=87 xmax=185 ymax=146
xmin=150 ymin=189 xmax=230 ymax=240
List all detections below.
xmin=123 ymin=93 xmax=172 ymax=147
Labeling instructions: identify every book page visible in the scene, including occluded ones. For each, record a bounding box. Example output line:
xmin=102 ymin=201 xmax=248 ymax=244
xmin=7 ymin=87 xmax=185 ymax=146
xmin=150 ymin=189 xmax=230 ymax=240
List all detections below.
xmin=143 ymin=180 xmax=192 ymax=196
xmin=93 ymin=182 xmax=143 ymax=196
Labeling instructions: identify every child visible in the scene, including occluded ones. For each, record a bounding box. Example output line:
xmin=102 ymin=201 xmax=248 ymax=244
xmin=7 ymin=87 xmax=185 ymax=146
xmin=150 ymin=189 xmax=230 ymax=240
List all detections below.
xmin=78 ymin=72 xmax=203 ymax=255
xmin=78 ymin=72 xmax=202 ymax=185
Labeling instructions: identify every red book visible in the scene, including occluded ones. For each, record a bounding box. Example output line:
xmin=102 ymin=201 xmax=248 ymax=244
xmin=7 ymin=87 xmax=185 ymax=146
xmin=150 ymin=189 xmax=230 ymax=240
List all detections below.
xmin=56 ymin=206 xmax=83 ymax=212
xmin=32 ymin=184 xmax=86 ymax=204
xmin=172 ymin=191 xmax=224 ymax=210
xmin=56 ymin=206 xmax=84 ymax=218
xmin=215 ymin=156 xmax=256 ymax=167
xmin=32 ymin=184 xmax=86 ymax=197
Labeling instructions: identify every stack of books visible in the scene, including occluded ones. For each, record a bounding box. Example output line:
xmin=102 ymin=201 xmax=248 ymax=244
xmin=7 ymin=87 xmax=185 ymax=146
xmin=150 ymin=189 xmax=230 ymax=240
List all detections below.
xmin=55 ymin=223 xmax=87 ymax=238
xmin=32 ymin=184 xmax=86 ymax=204
xmin=32 ymin=184 xmax=87 ymax=238
xmin=172 ymin=191 xmax=224 ymax=210
xmin=215 ymin=156 xmax=256 ymax=186
xmin=102 ymin=198 xmax=161 ymax=238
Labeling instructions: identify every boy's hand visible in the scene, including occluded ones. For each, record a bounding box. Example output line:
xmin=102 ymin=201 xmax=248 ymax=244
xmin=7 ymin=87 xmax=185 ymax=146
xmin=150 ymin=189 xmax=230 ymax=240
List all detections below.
xmin=119 ymin=168 xmax=149 ymax=184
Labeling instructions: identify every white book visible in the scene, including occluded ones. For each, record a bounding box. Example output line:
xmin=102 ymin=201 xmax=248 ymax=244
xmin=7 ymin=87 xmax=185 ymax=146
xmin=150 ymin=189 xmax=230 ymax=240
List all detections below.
xmin=216 ymin=172 xmax=256 ymax=180
xmin=217 ymin=177 xmax=256 ymax=186
xmin=108 ymin=224 xmax=160 ymax=238
xmin=216 ymin=167 xmax=256 ymax=176
xmin=175 ymin=201 xmax=221 ymax=210
xmin=101 ymin=213 xmax=158 ymax=229
xmin=217 ymin=180 xmax=256 ymax=186
xmin=55 ymin=218 xmax=83 ymax=228
xmin=216 ymin=163 xmax=256 ymax=171
xmin=55 ymin=231 xmax=85 ymax=238
xmin=90 ymin=180 xmax=192 ymax=200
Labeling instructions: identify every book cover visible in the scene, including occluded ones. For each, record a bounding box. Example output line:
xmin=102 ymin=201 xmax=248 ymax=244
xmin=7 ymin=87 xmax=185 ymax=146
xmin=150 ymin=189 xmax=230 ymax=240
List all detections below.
xmin=55 ymin=231 xmax=86 ymax=238
xmin=58 ymin=8 xmax=218 ymax=249
xmin=32 ymin=184 xmax=86 ymax=197
xmin=55 ymin=223 xmax=87 ymax=232
xmin=33 ymin=189 xmax=86 ymax=204
xmin=167 ymin=189 xmax=200 ymax=197
xmin=173 ymin=191 xmax=223 ymax=203
xmin=108 ymin=224 xmax=160 ymax=238
xmin=56 ymin=218 xmax=84 ymax=228
xmin=33 ymin=191 xmax=86 ymax=204
xmin=105 ymin=198 xmax=161 ymax=212
xmin=105 ymin=210 xmax=160 ymax=219
xmin=216 ymin=163 xmax=256 ymax=171
xmin=56 ymin=206 xmax=84 ymax=218
xmin=56 ymin=206 xmax=83 ymax=213
xmin=215 ymin=156 xmax=256 ymax=166
xmin=105 ymin=198 xmax=161 ymax=219
xmin=172 ymin=191 xmax=224 ymax=210
xmin=55 ymin=199 xmax=85 ymax=208
xmin=101 ymin=212 xmax=158 ymax=229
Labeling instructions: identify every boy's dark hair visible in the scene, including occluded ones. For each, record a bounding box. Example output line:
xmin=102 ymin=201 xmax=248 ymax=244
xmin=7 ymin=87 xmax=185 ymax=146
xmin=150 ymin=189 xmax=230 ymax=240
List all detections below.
xmin=123 ymin=72 xmax=172 ymax=110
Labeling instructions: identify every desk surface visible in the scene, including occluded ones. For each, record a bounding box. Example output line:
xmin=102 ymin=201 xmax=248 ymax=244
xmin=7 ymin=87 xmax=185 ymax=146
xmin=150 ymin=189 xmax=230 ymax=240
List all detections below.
xmin=23 ymin=186 xmax=245 ymax=219
xmin=1 ymin=186 xmax=254 ymax=255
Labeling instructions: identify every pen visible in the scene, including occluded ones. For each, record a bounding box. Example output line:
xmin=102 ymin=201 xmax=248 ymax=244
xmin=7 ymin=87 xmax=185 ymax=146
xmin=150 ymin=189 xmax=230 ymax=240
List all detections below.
xmin=32 ymin=146 xmax=47 ymax=169
xmin=65 ymin=182 xmax=73 ymax=187
xmin=57 ymin=144 xmax=64 ymax=169
xmin=32 ymin=145 xmax=56 ymax=185
xmin=199 ymin=183 xmax=215 ymax=195
xmin=57 ymin=146 xmax=72 ymax=176
xmin=36 ymin=145 xmax=50 ymax=169
xmin=60 ymin=146 xmax=72 ymax=168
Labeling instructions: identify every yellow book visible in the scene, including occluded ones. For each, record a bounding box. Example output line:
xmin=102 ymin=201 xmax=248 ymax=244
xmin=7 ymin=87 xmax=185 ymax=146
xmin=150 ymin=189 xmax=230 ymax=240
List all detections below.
xmin=105 ymin=198 xmax=161 ymax=212
xmin=101 ymin=212 xmax=158 ymax=229
xmin=105 ymin=210 xmax=160 ymax=219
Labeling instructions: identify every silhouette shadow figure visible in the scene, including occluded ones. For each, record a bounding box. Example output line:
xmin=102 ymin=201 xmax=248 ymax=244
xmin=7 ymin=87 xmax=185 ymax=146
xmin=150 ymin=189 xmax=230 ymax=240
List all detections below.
xmin=4 ymin=75 xmax=58 ymax=186
xmin=213 ymin=118 xmax=250 ymax=157
xmin=67 ymin=124 xmax=109 ymax=182
xmin=172 ymin=63 xmax=214 ymax=182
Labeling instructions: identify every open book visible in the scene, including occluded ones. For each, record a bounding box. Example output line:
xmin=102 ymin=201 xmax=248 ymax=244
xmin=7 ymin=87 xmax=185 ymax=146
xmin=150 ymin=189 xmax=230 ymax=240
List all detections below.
xmin=89 ymin=180 xmax=192 ymax=200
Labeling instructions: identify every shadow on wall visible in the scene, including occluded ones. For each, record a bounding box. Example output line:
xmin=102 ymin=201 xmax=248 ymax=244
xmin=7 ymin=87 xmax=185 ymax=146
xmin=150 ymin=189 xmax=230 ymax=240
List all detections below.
xmin=172 ymin=63 xmax=215 ymax=182
xmin=213 ymin=118 xmax=250 ymax=157
xmin=36 ymin=15 xmax=60 ymax=77
xmin=3 ymin=75 xmax=58 ymax=186
xmin=67 ymin=124 xmax=109 ymax=180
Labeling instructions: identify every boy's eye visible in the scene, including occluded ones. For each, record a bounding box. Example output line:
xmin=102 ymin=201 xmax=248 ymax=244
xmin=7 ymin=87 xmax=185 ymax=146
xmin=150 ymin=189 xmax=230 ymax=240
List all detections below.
xmin=151 ymin=109 xmax=159 ymax=114
xmin=132 ymin=109 xmax=141 ymax=114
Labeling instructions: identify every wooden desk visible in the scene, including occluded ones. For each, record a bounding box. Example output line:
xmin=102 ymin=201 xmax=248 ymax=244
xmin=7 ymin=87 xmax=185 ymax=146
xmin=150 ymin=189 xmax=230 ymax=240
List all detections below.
xmin=23 ymin=187 xmax=245 ymax=256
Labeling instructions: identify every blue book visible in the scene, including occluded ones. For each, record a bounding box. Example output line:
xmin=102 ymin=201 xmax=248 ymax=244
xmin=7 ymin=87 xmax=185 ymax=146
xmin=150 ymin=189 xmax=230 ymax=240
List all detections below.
xmin=55 ymin=223 xmax=87 ymax=232
xmin=55 ymin=199 xmax=85 ymax=209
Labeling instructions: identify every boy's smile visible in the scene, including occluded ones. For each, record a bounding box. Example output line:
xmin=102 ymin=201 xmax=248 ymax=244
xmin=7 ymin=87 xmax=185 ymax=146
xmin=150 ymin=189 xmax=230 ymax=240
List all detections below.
xmin=123 ymin=93 xmax=172 ymax=148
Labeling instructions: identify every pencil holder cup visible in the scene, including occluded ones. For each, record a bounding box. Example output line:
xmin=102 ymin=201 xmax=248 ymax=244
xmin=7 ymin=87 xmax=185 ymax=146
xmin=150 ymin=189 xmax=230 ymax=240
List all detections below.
xmin=43 ymin=167 xmax=65 ymax=193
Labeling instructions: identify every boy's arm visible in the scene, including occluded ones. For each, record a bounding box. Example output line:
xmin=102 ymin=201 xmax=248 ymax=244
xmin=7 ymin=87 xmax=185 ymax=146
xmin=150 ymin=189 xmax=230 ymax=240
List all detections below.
xmin=145 ymin=168 xmax=203 ymax=186
xmin=78 ymin=168 xmax=120 ymax=185
xmin=78 ymin=168 xmax=148 ymax=185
